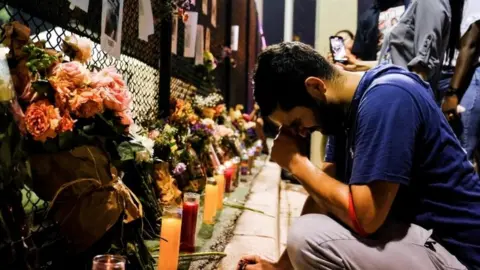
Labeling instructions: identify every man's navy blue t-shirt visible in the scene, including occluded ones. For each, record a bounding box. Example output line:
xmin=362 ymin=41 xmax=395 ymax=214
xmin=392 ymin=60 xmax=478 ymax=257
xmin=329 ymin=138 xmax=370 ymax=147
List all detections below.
xmin=325 ymin=65 xmax=480 ymax=269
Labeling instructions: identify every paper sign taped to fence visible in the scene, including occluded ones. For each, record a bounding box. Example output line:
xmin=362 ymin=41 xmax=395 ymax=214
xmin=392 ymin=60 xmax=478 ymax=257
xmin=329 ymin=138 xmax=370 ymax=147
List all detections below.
xmin=231 ymin=25 xmax=239 ymax=51
xmin=195 ymin=25 xmax=204 ymax=65
xmin=172 ymin=14 xmax=179 ymax=54
xmin=202 ymin=0 xmax=208 ymax=15
xmin=139 ymin=0 xmax=154 ymax=41
xmin=101 ymin=0 xmax=124 ymax=58
xmin=211 ymin=0 xmax=217 ymax=27
xmin=205 ymin=28 xmax=211 ymax=51
xmin=184 ymin=11 xmax=198 ymax=58
xmin=70 ymin=0 xmax=90 ymax=12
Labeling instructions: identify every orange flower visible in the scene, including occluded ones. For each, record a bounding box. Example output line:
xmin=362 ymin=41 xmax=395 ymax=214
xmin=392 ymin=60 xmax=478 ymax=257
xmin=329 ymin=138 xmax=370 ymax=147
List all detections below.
xmin=49 ymin=61 xmax=90 ymax=93
xmin=57 ymin=112 xmax=75 ymax=132
xmin=115 ymin=110 xmax=133 ymax=127
xmin=24 ymin=100 xmax=60 ymax=142
xmin=69 ymin=88 xmax=104 ymax=118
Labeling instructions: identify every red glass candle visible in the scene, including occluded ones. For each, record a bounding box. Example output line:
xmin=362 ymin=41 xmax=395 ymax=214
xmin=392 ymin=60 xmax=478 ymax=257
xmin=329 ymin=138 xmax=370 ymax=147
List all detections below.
xmin=224 ymin=166 xmax=233 ymax=193
xmin=180 ymin=193 xmax=200 ymax=253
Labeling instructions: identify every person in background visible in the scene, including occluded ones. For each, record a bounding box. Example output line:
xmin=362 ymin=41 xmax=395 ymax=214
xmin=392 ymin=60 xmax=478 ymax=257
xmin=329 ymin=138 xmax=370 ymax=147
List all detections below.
xmin=335 ymin=30 xmax=355 ymax=55
xmin=442 ymin=0 xmax=480 ymax=166
xmin=351 ymin=0 xmax=409 ymax=61
xmin=327 ymin=30 xmax=355 ymax=62
xmin=342 ymin=0 xmax=464 ymax=101
xmin=237 ymin=41 xmax=480 ymax=270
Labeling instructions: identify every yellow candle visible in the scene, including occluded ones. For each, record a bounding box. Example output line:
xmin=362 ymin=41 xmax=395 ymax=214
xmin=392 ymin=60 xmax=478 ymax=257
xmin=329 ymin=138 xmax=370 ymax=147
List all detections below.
xmin=215 ymin=171 xmax=225 ymax=210
xmin=204 ymin=178 xmax=218 ymax=224
xmin=158 ymin=206 xmax=182 ymax=270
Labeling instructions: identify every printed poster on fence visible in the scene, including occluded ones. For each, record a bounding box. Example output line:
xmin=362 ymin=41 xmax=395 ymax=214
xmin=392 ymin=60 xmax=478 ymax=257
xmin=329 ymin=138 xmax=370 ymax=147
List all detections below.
xmin=205 ymin=28 xmax=211 ymax=51
xmin=231 ymin=25 xmax=239 ymax=51
xmin=195 ymin=25 xmax=204 ymax=65
xmin=378 ymin=5 xmax=404 ymax=37
xmin=211 ymin=0 xmax=217 ymax=27
xmin=202 ymin=0 xmax=208 ymax=15
xmin=101 ymin=0 xmax=124 ymax=58
xmin=138 ymin=0 xmax=154 ymax=41
xmin=184 ymin=11 xmax=199 ymax=58
xmin=69 ymin=0 xmax=89 ymax=12
xmin=172 ymin=13 xmax=179 ymax=54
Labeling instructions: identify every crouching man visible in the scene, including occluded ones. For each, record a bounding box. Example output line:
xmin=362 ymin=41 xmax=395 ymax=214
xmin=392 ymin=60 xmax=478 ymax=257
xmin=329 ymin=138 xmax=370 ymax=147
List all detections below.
xmin=238 ymin=42 xmax=480 ymax=270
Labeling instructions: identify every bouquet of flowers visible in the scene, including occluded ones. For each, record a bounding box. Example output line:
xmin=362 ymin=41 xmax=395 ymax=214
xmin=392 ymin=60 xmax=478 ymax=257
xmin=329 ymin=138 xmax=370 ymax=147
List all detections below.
xmin=3 ymin=21 xmax=154 ymax=269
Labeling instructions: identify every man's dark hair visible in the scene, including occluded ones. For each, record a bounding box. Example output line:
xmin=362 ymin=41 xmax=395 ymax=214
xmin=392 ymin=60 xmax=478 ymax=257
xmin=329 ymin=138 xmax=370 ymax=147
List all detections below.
xmin=253 ymin=42 xmax=337 ymax=117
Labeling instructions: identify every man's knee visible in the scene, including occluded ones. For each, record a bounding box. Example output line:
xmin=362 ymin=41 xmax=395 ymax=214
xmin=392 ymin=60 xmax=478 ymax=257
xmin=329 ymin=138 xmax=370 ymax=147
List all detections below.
xmin=286 ymin=214 xmax=350 ymax=268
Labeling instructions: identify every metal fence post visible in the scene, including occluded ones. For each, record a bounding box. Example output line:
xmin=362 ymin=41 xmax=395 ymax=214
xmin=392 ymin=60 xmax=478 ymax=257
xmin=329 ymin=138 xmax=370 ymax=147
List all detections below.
xmin=159 ymin=1 xmax=173 ymax=118
xmin=224 ymin=0 xmax=233 ymax=108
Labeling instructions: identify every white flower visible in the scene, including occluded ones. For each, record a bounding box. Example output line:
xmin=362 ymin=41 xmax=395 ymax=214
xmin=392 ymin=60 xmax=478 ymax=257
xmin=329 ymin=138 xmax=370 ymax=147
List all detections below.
xmin=201 ymin=118 xmax=215 ymax=127
xmin=129 ymin=124 xmax=155 ymax=157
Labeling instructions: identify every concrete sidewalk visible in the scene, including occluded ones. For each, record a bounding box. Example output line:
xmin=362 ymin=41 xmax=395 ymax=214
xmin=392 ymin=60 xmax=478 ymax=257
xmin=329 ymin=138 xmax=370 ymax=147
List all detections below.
xmin=219 ymin=164 xmax=307 ymax=269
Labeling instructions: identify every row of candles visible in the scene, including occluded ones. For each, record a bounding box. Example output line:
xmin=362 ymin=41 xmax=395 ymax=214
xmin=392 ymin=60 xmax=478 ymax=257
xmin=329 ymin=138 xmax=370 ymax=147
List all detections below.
xmin=158 ymin=141 xmax=263 ymax=270
xmin=91 ymin=141 xmax=264 ymax=270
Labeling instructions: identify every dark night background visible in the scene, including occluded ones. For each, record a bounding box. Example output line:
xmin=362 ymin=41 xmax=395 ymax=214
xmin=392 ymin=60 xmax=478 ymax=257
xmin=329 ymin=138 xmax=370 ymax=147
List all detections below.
xmin=263 ymin=0 xmax=373 ymax=46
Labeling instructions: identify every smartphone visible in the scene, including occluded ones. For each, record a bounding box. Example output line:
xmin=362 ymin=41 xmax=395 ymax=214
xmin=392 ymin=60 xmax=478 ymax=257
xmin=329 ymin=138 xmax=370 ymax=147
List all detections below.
xmin=329 ymin=36 xmax=347 ymax=64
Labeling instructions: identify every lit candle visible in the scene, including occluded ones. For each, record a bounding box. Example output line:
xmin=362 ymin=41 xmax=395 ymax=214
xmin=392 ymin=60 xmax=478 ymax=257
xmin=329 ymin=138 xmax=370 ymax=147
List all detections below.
xmin=224 ymin=166 xmax=233 ymax=193
xmin=158 ymin=206 xmax=182 ymax=270
xmin=92 ymin=255 xmax=126 ymax=270
xmin=215 ymin=166 xmax=226 ymax=210
xmin=203 ymin=178 xmax=218 ymax=224
xmin=180 ymin=193 xmax=200 ymax=253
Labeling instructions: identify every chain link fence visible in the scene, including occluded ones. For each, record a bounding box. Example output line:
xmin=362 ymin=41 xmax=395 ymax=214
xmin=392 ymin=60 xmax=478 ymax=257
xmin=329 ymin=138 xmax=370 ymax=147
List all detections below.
xmin=171 ymin=0 xmax=226 ymax=99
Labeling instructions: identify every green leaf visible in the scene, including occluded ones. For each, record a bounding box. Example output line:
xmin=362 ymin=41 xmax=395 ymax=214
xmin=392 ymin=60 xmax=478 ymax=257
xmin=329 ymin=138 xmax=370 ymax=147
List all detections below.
xmin=58 ymin=131 xmax=74 ymax=150
xmin=117 ymin=141 xmax=146 ymax=162
xmin=31 ymin=80 xmax=52 ymax=96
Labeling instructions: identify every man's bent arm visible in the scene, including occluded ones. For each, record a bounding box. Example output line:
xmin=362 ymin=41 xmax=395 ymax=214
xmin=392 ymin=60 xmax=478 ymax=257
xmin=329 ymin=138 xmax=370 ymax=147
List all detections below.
xmin=290 ymin=155 xmax=399 ymax=235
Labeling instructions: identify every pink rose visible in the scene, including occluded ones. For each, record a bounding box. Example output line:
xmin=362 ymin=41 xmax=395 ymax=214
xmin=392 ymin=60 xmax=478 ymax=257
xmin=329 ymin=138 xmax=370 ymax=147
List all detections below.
xmin=69 ymin=88 xmax=104 ymax=118
xmin=91 ymin=67 xmax=131 ymax=112
xmin=24 ymin=100 xmax=60 ymax=142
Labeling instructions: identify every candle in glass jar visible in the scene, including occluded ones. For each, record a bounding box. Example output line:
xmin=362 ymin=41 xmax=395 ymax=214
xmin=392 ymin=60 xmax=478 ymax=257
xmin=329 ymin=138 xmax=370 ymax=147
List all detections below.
xmin=180 ymin=193 xmax=200 ymax=253
xmin=215 ymin=167 xmax=225 ymax=210
xmin=204 ymin=178 xmax=218 ymax=224
xmin=158 ymin=206 xmax=182 ymax=270
xmin=92 ymin=255 xmax=126 ymax=270
xmin=232 ymin=157 xmax=241 ymax=186
xmin=223 ymin=166 xmax=233 ymax=193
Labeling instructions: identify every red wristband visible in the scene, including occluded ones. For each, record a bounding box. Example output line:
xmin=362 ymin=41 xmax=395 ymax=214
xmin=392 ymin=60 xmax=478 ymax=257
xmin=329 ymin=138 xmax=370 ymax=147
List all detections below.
xmin=348 ymin=190 xmax=368 ymax=237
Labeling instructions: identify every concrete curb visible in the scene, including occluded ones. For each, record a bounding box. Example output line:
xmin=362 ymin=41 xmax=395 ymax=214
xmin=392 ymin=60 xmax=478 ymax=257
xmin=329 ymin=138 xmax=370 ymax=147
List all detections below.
xmin=219 ymin=161 xmax=282 ymax=269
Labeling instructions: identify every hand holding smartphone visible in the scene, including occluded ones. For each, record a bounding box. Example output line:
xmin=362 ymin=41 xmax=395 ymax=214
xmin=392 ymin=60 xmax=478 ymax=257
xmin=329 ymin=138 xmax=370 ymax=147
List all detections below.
xmin=329 ymin=36 xmax=347 ymax=64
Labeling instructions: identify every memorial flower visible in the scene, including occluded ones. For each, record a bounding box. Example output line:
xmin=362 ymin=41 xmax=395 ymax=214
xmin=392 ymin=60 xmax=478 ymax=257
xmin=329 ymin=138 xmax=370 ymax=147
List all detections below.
xmin=24 ymin=100 xmax=60 ymax=142
xmin=49 ymin=61 xmax=90 ymax=93
xmin=92 ymin=67 xmax=131 ymax=112
xmin=57 ymin=112 xmax=75 ymax=132
xmin=69 ymin=88 xmax=104 ymax=118
xmin=62 ymin=35 xmax=93 ymax=63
